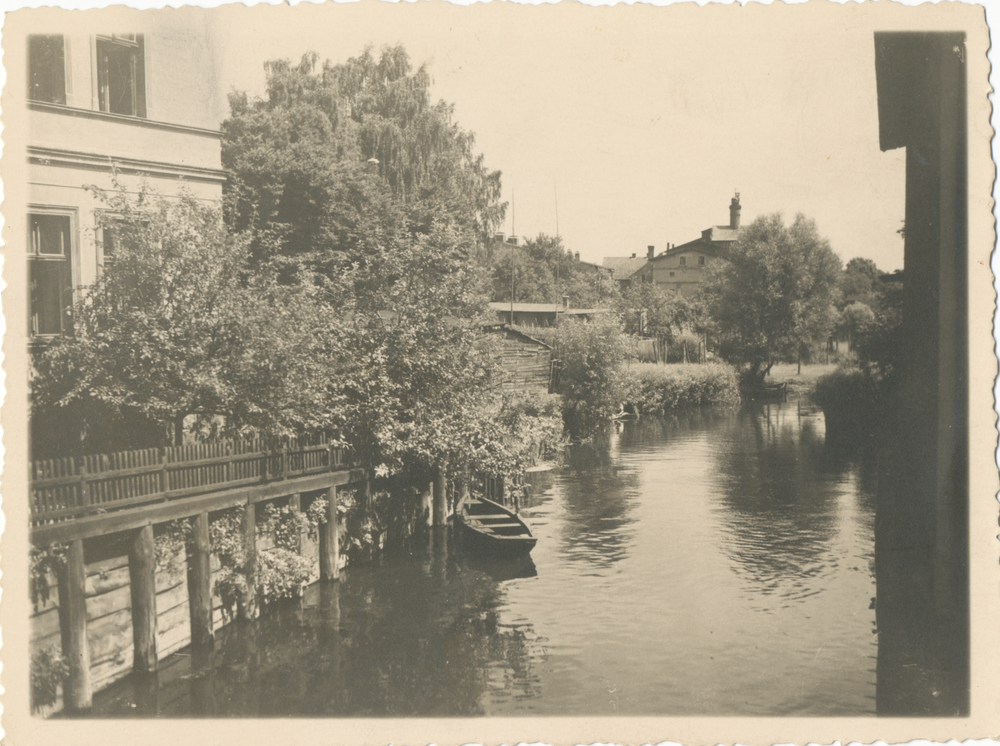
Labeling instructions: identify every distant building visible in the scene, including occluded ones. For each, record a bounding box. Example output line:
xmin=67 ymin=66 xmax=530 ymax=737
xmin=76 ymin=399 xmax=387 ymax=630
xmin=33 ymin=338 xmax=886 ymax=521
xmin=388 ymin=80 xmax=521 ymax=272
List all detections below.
xmin=487 ymin=299 xmax=610 ymax=327
xmin=602 ymin=253 xmax=649 ymax=290
xmin=26 ymin=25 xmax=226 ymax=339
xmin=633 ymin=194 xmax=743 ymax=297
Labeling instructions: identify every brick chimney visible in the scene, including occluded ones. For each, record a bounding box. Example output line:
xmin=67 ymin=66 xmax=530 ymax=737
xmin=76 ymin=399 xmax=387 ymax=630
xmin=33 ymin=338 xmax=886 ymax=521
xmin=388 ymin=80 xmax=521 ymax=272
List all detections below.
xmin=647 ymin=245 xmax=655 ymax=260
xmin=730 ymin=192 xmax=741 ymax=229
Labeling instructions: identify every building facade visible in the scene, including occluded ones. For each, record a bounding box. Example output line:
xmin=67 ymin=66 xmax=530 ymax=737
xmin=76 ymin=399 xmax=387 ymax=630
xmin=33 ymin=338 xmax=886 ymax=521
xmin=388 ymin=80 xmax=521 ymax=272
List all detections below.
xmin=25 ymin=22 xmax=227 ymax=339
xmin=632 ymin=194 xmax=742 ymax=297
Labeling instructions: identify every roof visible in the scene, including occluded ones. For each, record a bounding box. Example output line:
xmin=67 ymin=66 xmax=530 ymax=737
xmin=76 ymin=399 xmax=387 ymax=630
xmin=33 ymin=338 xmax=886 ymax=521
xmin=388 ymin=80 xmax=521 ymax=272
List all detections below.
xmin=483 ymin=323 xmax=553 ymax=348
xmin=700 ymin=226 xmax=741 ymax=243
xmin=488 ymin=302 xmax=562 ymax=314
xmin=486 ymin=302 xmax=611 ymax=316
xmin=649 ymin=238 xmax=730 ymax=262
xmin=603 ymin=256 xmax=648 ymax=278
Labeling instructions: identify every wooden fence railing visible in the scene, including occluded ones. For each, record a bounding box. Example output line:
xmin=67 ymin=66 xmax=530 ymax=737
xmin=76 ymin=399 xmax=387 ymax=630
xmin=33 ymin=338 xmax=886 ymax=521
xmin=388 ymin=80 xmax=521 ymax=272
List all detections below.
xmin=31 ymin=433 xmax=352 ymax=525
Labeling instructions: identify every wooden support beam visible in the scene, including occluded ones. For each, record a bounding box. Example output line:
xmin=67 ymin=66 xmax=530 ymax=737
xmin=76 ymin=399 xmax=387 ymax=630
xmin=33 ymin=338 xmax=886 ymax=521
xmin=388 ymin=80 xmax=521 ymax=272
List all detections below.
xmin=187 ymin=511 xmax=214 ymax=648
xmin=319 ymin=486 xmax=339 ymax=581
xmin=433 ymin=465 xmax=448 ymax=527
xmin=58 ymin=538 xmax=92 ymax=711
xmin=241 ymin=502 xmax=257 ymax=620
xmin=128 ymin=524 xmax=158 ymax=673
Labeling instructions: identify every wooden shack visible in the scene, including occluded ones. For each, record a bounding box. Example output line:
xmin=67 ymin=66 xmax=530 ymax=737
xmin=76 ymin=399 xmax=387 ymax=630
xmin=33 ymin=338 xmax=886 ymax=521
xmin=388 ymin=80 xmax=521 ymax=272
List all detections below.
xmin=489 ymin=325 xmax=553 ymax=394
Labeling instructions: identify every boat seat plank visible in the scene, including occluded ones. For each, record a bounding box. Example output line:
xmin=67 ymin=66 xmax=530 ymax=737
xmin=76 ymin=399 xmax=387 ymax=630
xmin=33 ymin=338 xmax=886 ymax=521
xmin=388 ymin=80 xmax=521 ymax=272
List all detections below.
xmin=472 ymin=522 xmax=521 ymax=529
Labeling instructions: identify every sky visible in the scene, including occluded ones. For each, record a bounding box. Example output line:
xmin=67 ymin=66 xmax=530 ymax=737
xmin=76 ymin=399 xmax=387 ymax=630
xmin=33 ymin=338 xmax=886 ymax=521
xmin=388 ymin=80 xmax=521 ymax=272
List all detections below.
xmin=197 ymin=1 xmax=956 ymax=272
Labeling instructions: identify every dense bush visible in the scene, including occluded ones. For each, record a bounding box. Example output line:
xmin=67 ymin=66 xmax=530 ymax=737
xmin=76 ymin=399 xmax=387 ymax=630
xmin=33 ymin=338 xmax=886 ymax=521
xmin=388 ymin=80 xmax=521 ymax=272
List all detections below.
xmin=629 ymin=363 xmax=740 ymax=414
xmin=535 ymin=316 xmax=635 ymax=438
xmin=31 ymin=647 xmax=69 ymax=713
xmin=813 ymin=367 xmax=881 ymax=447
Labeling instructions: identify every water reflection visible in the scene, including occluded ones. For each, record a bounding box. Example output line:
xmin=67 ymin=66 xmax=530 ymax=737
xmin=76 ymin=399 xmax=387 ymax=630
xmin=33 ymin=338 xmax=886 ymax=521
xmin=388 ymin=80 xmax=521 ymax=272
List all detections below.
xmin=712 ymin=404 xmax=844 ymax=600
xmin=92 ymin=398 xmax=877 ymax=717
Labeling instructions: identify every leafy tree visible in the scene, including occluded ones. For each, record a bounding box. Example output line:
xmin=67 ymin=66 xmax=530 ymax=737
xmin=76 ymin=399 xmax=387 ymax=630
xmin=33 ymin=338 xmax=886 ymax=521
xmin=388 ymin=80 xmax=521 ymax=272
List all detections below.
xmin=704 ymin=213 xmax=842 ymax=383
xmin=30 ymin=182 xmax=341 ymax=457
xmin=489 ymin=233 xmax=617 ymax=308
xmin=223 ymin=46 xmax=506 ymax=268
xmin=615 ymin=281 xmax=699 ymax=340
xmin=836 ymin=301 xmax=876 ymax=350
xmin=536 ymin=315 xmax=634 ymax=438
xmin=840 ymin=256 xmax=881 ymax=308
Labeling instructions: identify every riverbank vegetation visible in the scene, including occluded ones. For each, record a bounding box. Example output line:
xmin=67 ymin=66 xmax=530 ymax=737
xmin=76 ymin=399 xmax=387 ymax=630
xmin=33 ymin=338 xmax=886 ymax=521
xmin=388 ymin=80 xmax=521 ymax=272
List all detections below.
xmin=629 ymin=363 xmax=740 ymax=415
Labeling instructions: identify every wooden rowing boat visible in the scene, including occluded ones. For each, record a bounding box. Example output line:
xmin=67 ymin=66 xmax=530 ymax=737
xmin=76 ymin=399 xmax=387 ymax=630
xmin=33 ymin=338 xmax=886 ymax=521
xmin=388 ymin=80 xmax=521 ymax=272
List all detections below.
xmin=457 ymin=496 xmax=537 ymax=557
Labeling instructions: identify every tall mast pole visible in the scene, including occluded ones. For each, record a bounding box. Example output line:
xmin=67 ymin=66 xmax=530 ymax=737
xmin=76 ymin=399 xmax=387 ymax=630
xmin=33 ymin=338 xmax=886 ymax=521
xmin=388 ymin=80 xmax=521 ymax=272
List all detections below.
xmin=510 ymin=190 xmax=515 ymax=326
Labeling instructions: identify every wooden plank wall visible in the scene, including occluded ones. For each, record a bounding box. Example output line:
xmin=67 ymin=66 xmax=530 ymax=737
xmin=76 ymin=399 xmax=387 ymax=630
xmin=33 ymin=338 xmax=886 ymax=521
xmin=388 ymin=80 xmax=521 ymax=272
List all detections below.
xmin=501 ymin=338 xmax=551 ymax=394
xmin=28 ymin=513 xmax=337 ymax=714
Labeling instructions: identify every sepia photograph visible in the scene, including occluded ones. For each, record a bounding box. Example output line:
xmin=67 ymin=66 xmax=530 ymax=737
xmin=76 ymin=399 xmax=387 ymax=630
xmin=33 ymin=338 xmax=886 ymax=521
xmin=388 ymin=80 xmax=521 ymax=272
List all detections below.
xmin=1 ymin=1 xmax=996 ymax=743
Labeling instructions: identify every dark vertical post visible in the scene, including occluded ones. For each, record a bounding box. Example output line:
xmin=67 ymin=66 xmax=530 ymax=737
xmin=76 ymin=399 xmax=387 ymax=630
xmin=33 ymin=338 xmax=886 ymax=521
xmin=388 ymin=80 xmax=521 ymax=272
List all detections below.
xmin=874 ymin=31 xmax=968 ymax=716
xmin=58 ymin=538 xmax=92 ymax=711
xmin=319 ymin=486 xmax=339 ymax=581
xmin=187 ymin=511 xmax=213 ymax=648
xmin=128 ymin=524 xmax=158 ymax=672
xmin=433 ymin=464 xmax=448 ymax=527
xmin=289 ymin=493 xmax=303 ymax=553
xmin=241 ymin=502 xmax=257 ymax=620
xmin=419 ymin=481 xmax=433 ymax=526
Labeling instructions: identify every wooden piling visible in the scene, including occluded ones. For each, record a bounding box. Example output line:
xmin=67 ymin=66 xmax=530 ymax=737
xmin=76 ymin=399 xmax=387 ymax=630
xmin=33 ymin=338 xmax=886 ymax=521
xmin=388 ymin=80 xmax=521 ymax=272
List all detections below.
xmin=433 ymin=465 xmax=448 ymax=527
xmin=420 ymin=482 xmax=433 ymax=526
xmin=319 ymin=486 xmax=339 ymax=581
xmin=58 ymin=538 xmax=92 ymax=711
xmin=128 ymin=524 xmax=158 ymax=673
xmin=289 ymin=493 xmax=303 ymax=553
xmin=241 ymin=502 xmax=257 ymax=620
xmin=457 ymin=470 xmax=471 ymax=513
xmin=187 ymin=511 xmax=213 ymax=648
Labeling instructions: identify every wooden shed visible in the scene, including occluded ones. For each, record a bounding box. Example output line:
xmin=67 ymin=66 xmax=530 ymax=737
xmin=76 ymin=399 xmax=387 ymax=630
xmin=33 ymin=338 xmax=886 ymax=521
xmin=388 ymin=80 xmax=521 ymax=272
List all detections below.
xmin=489 ymin=325 xmax=553 ymax=394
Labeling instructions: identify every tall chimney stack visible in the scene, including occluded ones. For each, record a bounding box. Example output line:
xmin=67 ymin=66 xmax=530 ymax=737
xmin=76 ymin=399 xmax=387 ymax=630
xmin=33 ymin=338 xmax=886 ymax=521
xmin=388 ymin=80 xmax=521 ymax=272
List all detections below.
xmin=647 ymin=245 xmax=655 ymax=261
xmin=730 ymin=192 xmax=741 ymax=229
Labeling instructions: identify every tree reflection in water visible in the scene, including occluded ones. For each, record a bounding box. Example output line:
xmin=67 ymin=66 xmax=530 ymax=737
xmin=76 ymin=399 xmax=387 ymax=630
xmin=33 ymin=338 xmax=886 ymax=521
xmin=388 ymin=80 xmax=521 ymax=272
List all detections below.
xmin=711 ymin=401 xmax=874 ymax=602
xmin=555 ymin=438 xmax=640 ymax=568
xmin=91 ymin=534 xmax=543 ymax=717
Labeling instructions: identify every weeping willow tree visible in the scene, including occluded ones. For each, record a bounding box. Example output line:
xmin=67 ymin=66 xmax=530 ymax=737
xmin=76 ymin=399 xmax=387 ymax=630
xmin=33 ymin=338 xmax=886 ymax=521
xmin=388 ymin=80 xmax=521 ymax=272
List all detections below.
xmin=221 ymin=45 xmax=529 ymax=505
xmin=223 ymin=45 xmax=506 ymax=267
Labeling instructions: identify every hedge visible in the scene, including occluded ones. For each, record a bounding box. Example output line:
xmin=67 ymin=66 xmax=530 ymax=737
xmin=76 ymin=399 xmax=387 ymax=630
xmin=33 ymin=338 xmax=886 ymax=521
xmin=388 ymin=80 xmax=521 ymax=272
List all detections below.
xmin=628 ymin=362 xmax=740 ymax=414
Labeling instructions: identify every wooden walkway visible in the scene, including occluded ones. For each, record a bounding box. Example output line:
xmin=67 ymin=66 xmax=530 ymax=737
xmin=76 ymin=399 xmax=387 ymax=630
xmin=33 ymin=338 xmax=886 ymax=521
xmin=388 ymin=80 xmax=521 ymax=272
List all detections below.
xmin=31 ymin=434 xmax=353 ymax=543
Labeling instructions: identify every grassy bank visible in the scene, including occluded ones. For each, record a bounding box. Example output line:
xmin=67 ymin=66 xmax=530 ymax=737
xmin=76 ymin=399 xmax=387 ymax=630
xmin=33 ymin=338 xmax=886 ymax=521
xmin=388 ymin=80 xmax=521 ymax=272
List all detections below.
xmin=766 ymin=362 xmax=839 ymax=395
xmin=628 ymin=362 xmax=740 ymax=415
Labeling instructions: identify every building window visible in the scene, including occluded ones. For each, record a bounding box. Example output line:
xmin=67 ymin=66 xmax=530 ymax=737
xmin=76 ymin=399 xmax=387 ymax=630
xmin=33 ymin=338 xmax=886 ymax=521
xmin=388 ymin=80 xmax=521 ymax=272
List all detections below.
xmin=679 ymin=256 xmax=687 ymax=266
xmin=28 ymin=35 xmax=66 ymax=104
xmin=669 ymin=272 xmax=675 ymax=277
xmin=698 ymin=255 xmax=705 ymax=266
xmin=29 ymin=212 xmax=75 ymax=336
xmin=97 ymin=34 xmax=145 ymax=117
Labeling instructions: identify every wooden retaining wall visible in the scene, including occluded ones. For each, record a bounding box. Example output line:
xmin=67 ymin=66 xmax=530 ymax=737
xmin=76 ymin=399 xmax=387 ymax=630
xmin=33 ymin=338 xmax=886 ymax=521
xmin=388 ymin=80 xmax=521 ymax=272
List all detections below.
xmin=30 ymin=511 xmax=338 ymax=715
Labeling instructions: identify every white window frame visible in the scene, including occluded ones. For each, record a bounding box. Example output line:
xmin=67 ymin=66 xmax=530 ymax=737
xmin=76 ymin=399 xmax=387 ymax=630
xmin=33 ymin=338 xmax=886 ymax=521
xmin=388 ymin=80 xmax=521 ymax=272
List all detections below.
xmin=93 ymin=33 xmax=146 ymax=117
xmin=28 ymin=206 xmax=80 ymax=338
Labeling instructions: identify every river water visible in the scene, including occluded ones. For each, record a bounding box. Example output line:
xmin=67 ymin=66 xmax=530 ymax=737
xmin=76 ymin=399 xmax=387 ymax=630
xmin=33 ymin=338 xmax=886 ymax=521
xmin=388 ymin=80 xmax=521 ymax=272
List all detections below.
xmin=93 ymin=398 xmax=878 ymax=717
